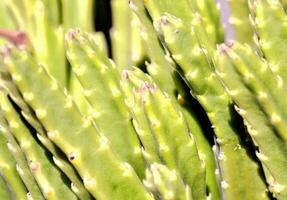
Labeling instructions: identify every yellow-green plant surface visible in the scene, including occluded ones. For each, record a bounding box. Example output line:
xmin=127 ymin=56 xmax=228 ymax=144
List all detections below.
xmin=0 ymin=0 xmax=286 ymax=200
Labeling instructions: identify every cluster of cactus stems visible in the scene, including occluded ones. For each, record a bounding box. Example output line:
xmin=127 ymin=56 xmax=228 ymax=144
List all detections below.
xmin=0 ymin=0 xmax=287 ymax=199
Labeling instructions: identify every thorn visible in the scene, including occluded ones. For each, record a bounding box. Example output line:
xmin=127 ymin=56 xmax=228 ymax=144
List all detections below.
xmin=218 ymin=152 xmax=226 ymax=161
xmin=29 ymin=161 xmax=40 ymax=172
xmin=221 ymin=180 xmax=229 ymax=189
xmin=0 ymin=44 xmax=12 ymax=57
xmin=217 ymin=41 xmax=234 ymax=54
xmin=256 ymin=151 xmax=269 ymax=161
xmin=122 ymin=70 xmax=131 ymax=80
xmin=71 ymin=182 xmax=79 ymax=193
xmin=234 ymin=105 xmax=247 ymax=115
xmin=27 ymin=192 xmax=33 ymax=200
xmin=215 ymin=138 xmax=222 ymax=144
xmin=84 ymin=178 xmax=96 ymax=189
xmin=16 ymin=164 xmax=24 ymax=176
xmin=128 ymin=0 xmax=137 ymax=11
xmin=66 ymin=29 xmax=81 ymax=40
xmin=47 ymin=130 xmax=58 ymax=140
xmin=160 ymin=16 xmax=170 ymax=26
xmin=68 ymin=152 xmax=78 ymax=162
xmin=35 ymin=108 xmax=47 ymax=119
xmin=138 ymin=82 xmax=156 ymax=93
xmin=7 ymin=143 xmax=16 ymax=153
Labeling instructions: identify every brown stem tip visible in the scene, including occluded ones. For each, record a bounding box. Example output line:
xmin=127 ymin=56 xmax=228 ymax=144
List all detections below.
xmin=0 ymin=29 xmax=30 ymax=49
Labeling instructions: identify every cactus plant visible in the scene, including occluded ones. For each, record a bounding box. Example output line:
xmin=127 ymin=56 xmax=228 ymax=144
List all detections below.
xmin=0 ymin=0 xmax=287 ymax=200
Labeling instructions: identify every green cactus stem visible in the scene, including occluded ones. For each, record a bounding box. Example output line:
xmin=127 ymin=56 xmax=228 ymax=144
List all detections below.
xmin=121 ymin=69 xmax=206 ymax=200
xmin=0 ymin=112 xmax=45 ymax=200
xmin=31 ymin=1 xmax=66 ymax=86
xmin=0 ymin=91 xmax=79 ymax=200
xmin=0 ymin=124 xmax=28 ymax=200
xmin=111 ymin=0 xmax=145 ymax=70
xmin=228 ymin=0 xmax=253 ymax=44
xmin=141 ymin=1 xmax=268 ymax=199
xmin=66 ymin=30 xmax=146 ymax=178
xmin=130 ymin=2 xmax=220 ymax=198
xmin=0 ymin=55 xmax=93 ymax=200
xmin=129 ymin=0 xmax=177 ymax=96
xmin=215 ymin=42 xmax=287 ymax=199
xmin=2 ymin=44 xmax=154 ymax=200
xmin=187 ymin=0 xmax=224 ymax=44
xmin=144 ymin=163 xmax=193 ymax=200
xmin=0 ymin=175 xmax=11 ymax=200
xmin=249 ymin=0 xmax=287 ymax=82
xmin=61 ymin=0 xmax=94 ymax=32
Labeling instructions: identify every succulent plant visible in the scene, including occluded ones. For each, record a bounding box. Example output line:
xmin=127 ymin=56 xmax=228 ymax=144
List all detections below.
xmin=0 ymin=0 xmax=287 ymax=200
